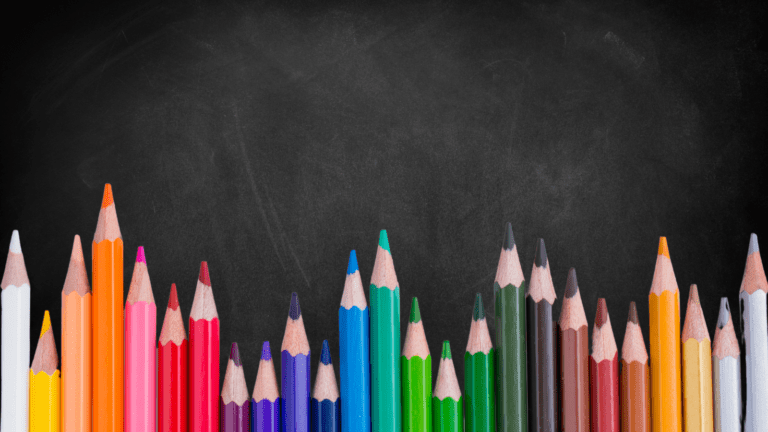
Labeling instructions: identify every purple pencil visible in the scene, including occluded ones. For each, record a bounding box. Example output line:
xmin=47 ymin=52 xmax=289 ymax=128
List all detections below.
xmin=252 ymin=341 xmax=282 ymax=432
xmin=282 ymin=293 xmax=311 ymax=432
xmin=221 ymin=343 xmax=250 ymax=432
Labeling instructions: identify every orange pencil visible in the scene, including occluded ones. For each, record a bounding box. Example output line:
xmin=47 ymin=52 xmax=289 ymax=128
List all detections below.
xmin=61 ymin=235 xmax=92 ymax=432
xmin=92 ymin=184 xmax=124 ymax=432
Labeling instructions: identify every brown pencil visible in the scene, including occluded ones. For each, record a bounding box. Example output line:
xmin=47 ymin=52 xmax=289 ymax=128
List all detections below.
xmin=620 ymin=302 xmax=649 ymax=432
xmin=526 ymin=239 xmax=557 ymax=432
xmin=558 ymin=268 xmax=589 ymax=432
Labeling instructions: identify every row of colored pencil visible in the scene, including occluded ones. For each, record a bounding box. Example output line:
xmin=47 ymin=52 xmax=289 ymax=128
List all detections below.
xmin=2 ymin=185 xmax=767 ymax=432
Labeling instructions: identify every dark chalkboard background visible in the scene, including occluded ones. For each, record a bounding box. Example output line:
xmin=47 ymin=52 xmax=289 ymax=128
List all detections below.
xmin=2 ymin=0 xmax=767 ymax=390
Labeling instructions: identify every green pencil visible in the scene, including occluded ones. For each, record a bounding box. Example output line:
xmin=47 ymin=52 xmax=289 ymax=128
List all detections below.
xmin=465 ymin=294 xmax=496 ymax=432
xmin=401 ymin=297 xmax=432 ymax=432
xmin=433 ymin=341 xmax=462 ymax=432
xmin=493 ymin=223 xmax=527 ymax=432
xmin=370 ymin=230 xmax=401 ymax=432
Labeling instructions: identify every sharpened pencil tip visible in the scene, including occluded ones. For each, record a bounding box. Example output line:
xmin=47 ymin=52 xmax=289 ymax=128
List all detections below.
xmin=503 ymin=223 xmax=515 ymax=250
xmin=347 ymin=250 xmax=358 ymax=275
xmin=748 ymin=233 xmax=759 ymax=255
xmin=441 ymin=340 xmax=452 ymax=359
xmin=168 ymin=284 xmax=179 ymax=310
xmin=534 ymin=238 xmax=548 ymax=268
xmin=473 ymin=293 xmax=485 ymax=321
xmin=378 ymin=230 xmax=390 ymax=253
xmin=688 ymin=284 xmax=700 ymax=305
xmin=409 ymin=297 xmax=422 ymax=323
xmin=230 ymin=342 xmax=242 ymax=366
xmin=717 ymin=298 xmax=731 ymax=329
xmin=261 ymin=341 xmax=272 ymax=361
xmin=136 ymin=246 xmax=146 ymax=264
xmin=565 ymin=268 xmax=578 ymax=298
xmin=198 ymin=261 xmax=210 ymax=286
xmin=628 ymin=301 xmax=639 ymax=324
xmin=101 ymin=184 xmax=114 ymax=208
xmin=320 ymin=340 xmax=332 ymax=365
xmin=9 ymin=230 xmax=21 ymax=254
xmin=595 ymin=298 xmax=609 ymax=327
xmin=289 ymin=292 xmax=301 ymax=319
xmin=658 ymin=237 xmax=670 ymax=258
xmin=40 ymin=310 xmax=52 ymax=338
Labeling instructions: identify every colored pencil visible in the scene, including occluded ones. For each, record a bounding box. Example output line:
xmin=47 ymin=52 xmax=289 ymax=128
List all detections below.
xmin=252 ymin=341 xmax=281 ymax=432
xmin=712 ymin=298 xmax=741 ymax=432
xmin=369 ymin=230 xmax=401 ymax=432
xmin=282 ymin=292 xmax=311 ymax=432
xmin=465 ymin=293 xmax=495 ymax=432
xmin=648 ymin=237 xmax=682 ymax=432
xmin=125 ymin=247 xmax=157 ymax=432
xmin=526 ymin=239 xmax=558 ymax=432
xmin=222 ymin=343 xmax=250 ymax=432
xmin=30 ymin=311 xmax=60 ymax=432
xmin=61 ymin=235 xmax=92 ymax=432
xmin=311 ymin=340 xmax=340 ymax=432
xmin=189 ymin=261 xmax=220 ymax=432
xmin=1 ymin=230 xmax=30 ymax=432
xmin=493 ymin=223 xmax=527 ymax=432
xmin=590 ymin=299 xmax=619 ymax=432
xmin=681 ymin=285 xmax=713 ymax=432
xmin=401 ymin=297 xmax=432 ymax=432
xmin=338 ymin=250 xmax=370 ymax=432
xmin=620 ymin=302 xmax=649 ymax=432
xmin=92 ymin=184 xmax=124 ymax=432
xmin=558 ymin=268 xmax=589 ymax=432
xmin=159 ymin=284 xmax=187 ymax=432
xmin=433 ymin=341 xmax=462 ymax=432
xmin=740 ymin=233 xmax=768 ymax=432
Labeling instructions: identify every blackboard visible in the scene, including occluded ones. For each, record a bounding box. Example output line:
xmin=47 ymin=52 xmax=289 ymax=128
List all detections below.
xmin=2 ymin=0 xmax=767 ymax=389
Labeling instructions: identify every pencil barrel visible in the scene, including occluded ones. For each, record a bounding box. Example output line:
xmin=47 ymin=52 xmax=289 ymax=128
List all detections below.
xmin=464 ymin=350 xmax=495 ymax=432
xmin=712 ymin=356 xmax=741 ymax=432
xmin=559 ymin=326 xmax=589 ymax=432
xmin=370 ymin=285 xmax=401 ymax=432
xmin=125 ymin=301 xmax=157 ymax=432
xmin=159 ymin=340 xmax=187 ymax=432
xmin=620 ymin=360 xmax=650 ymax=432
xmin=493 ymin=282 xmax=527 ymax=432
xmin=282 ymin=351 xmax=310 ymax=432
xmin=401 ymin=355 xmax=432 ymax=432
xmin=221 ymin=400 xmax=250 ymax=432
xmin=432 ymin=397 xmax=462 ymax=432
xmin=740 ymin=290 xmax=768 ymax=432
xmin=649 ymin=291 xmax=682 ymax=432
xmin=29 ymin=370 xmax=60 ymax=432
xmin=251 ymin=398 xmax=282 ymax=432
xmin=682 ymin=339 xmax=713 ymax=432
xmin=310 ymin=399 xmax=340 ymax=432
xmin=590 ymin=355 xmax=619 ymax=432
xmin=526 ymin=299 xmax=558 ymax=432
xmin=62 ymin=291 xmax=91 ymax=432
xmin=189 ymin=317 xmax=220 ymax=432
xmin=338 ymin=306 xmax=370 ymax=432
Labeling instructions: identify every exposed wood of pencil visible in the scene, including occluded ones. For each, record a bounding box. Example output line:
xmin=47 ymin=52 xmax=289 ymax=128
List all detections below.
xmin=159 ymin=284 xmax=186 ymax=346
xmin=558 ymin=268 xmax=589 ymax=432
xmin=31 ymin=312 xmax=58 ymax=375
xmin=222 ymin=344 xmax=250 ymax=406
xmin=253 ymin=342 xmax=280 ymax=403
xmin=712 ymin=298 xmax=741 ymax=432
xmin=648 ymin=237 xmax=682 ymax=432
xmin=620 ymin=302 xmax=649 ymax=432
xmin=189 ymin=262 xmax=218 ymax=320
xmin=681 ymin=285 xmax=713 ymax=432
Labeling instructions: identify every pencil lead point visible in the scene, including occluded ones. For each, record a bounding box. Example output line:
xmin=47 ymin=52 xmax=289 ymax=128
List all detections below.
xmin=289 ymin=292 xmax=301 ymax=319
xmin=658 ymin=237 xmax=670 ymax=259
xmin=136 ymin=246 xmax=146 ymax=264
xmin=378 ymin=230 xmax=390 ymax=253
xmin=503 ymin=223 xmax=515 ymax=250
xmin=198 ymin=261 xmax=210 ymax=286
xmin=9 ymin=230 xmax=21 ymax=254
xmin=534 ymin=238 xmax=548 ymax=268
xmin=473 ymin=293 xmax=485 ymax=321
xmin=320 ymin=340 xmax=332 ymax=365
xmin=748 ymin=233 xmax=759 ymax=255
xmin=595 ymin=298 xmax=609 ymax=327
xmin=261 ymin=341 xmax=272 ymax=361
xmin=441 ymin=340 xmax=452 ymax=359
xmin=628 ymin=301 xmax=639 ymax=324
xmin=347 ymin=250 xmax=359 ymax=275
xmin=409 ymin=297 xmax=422 ymax=323
xmin=40 ymin=310 xmax=52 ymax=338
xmin=230 ymin=342 xmax=242 ymax=366
xmin=565 ymin=268 xmax=579 ymax=298
xmin=688 ymin=284 xmax=700 ymax=305
xmin=168 ymin=284 xmax=179 ymax=310
xmin=717 ymin=298 xmax=731 ymax=329
xmin=101 ymin=184 xmax=114 ymax=208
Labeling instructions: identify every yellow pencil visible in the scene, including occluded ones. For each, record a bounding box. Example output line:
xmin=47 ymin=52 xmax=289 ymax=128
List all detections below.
xmin=681 ymin=285 xmax=713 ymax=432
xmin=30 ymin=310 xmax=60 ymax=432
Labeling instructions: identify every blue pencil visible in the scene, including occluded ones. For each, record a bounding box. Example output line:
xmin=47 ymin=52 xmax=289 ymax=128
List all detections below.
xmin=338 ymin=250 xmax=371 ymax=432
xmin=282 ymin=293 xmax=311 ymax=432
xmin=251 ymin=341 xmax=282 ymax=432
xmin=311 ymin=341 xmax=341 ymax=432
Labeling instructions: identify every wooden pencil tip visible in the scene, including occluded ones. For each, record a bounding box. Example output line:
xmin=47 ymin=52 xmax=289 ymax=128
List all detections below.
xmin=101 ymin=183 xmax=114 ymax=208
xmin=198 ymin=261 xmax=210 ymax=286
xmin=230 ymin=342 xmax=242 ymax=366
xmin=261 ymin=341 xmax=272 ymax=361
xmin=441 ymin=340 xmax=452 ymax=359
xmin=564 ymin=268 xmax=579 ymax=298
xmin=320 ymin=340 xmax=332 ymax=365
xmin=628 ymin=301 xmax=639 ymax=324
xmin=347 ymin=250 xmax=358 ymax=275
xmin=502 ymin=222 xmax=515 ymax=250
xmin=717 ymin=297 xmax=731 ymax=329
xmin=289 ymin=292 xmax=301 ymax=319
xmin=168 ymin=284 xmax=180 ymax=310
xmin=534 ymin=238 xmax=548 ymax=268
xmin=71 ymin=235 xmax=84 ymax=263
xmin=748 ymin=233 xmax=759 ymax=256
xmin=9 ymin=230 xmax=21 ymax=254
xmin=40 ymin=310 xmax=52 ymax=338
xmin=473 ymin=293 xmax=485 ymax=321
xmin=136 ymin=246 xmax=146 ymax=264
xmin=409 ymin=297 xmax=422 ymax=323
xmin=688 ymin=284 xmax=700 ymax=305
xmin=378 ymin=229 xmax=390 ymax=253
xmin=595 ymin=298 xmax=609 ymax=327
xmin=658 ymin=236 xmax=670 ymax=258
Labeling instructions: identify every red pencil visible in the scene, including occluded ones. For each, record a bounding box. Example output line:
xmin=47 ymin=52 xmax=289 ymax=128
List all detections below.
xmin=159 ymin=284 xmax=187 ymax=432
xmin=590 ymin=298 xmax=619 ymax=432
xmin=189 ymin=262 xmax=220 ymax=432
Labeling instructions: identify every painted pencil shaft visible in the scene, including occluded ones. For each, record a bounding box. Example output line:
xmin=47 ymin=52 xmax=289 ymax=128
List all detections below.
xmin=402 ymin=355 xmax=432 ymax=432
xmin=283 ymin=351 xmax=311 ymax=432
xmin=221 ymin=401 xmax=250 ymax=432
xmin=560 ymin=327 xmax=589 ymax=432
xmin=527 ymin=300 xmax=557 ymax=432
xmin=432 ymin=397 xmax=462 ymax=432
xmin=620 ymin=360 xmax=650 ymax=432
xmin=310 ymin=400 xmax=340 ymax=432
xmin=2 ymin=231 xmax=30 ymax=432
xmin=590 ymin=355 xmax=619 ymax=432
xmin=712 ymin=356 xmax=740 ymax=432
xmin=159 ymin=341 xmax=187 ymax=432
xmin=252 ymin=399 xmax=281 ymax=432
xmin=740 ymin=236 xmax=767 ymax=432
xmin=30 ymin=312 xmax=60 ymax=432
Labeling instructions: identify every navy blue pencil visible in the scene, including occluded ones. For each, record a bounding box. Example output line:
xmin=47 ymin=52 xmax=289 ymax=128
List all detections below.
xmin=282 ymin=293 xmax=311 ymax=432
xmin=311 ymin=341 xmax=340 ymax=432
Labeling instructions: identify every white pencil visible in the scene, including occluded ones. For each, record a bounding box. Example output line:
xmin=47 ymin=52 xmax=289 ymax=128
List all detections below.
xmin=739 ymin=233 xmax=768 ymax=432
xmin=712 ymin=298 xmax=741 ymax=432
xmin=1 ymin=230 xmax=31 ymax=432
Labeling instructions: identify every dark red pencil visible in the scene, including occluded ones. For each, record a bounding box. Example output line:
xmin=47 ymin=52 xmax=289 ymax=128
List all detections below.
xmin=590 ymin=298 xmax=619 ymax=432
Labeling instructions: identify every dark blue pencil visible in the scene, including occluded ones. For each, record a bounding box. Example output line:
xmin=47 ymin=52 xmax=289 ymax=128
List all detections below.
xmin=311 ymin=341 xmax=340 ymax=432
xmin=282 ymin=293 xmax=311 ymax=432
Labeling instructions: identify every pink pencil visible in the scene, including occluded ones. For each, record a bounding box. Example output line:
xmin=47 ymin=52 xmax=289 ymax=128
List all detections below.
xmin=125 ymin=246 xmax=157 ymax=432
